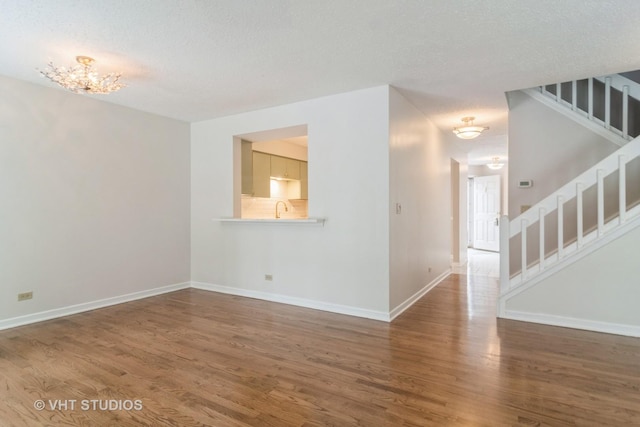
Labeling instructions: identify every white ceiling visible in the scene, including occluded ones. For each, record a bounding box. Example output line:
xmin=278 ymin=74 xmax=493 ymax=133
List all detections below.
xmin=2 ymin=1 xmax=640 ymax=164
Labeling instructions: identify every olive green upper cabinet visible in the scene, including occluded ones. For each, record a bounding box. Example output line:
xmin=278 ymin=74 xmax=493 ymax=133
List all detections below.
xmin=286 ymin=158 xmax=301 ymax=180
xmin=270 ymin=155 xmax=300 ymax=180
xmin=252 ymin=151 xmax=271 ymax=198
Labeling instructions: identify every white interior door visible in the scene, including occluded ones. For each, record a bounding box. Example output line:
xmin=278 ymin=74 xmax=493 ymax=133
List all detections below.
xmin=473 ymin=175 xmax=501 ymax=252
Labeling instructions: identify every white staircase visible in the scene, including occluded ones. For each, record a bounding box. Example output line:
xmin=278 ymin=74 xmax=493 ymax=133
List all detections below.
xmin=498 ymin=73 xmax=640 ymax=331
xmin=498 ymin=136 xmax=640 ymax=301
xmin=535 ymin=74 xmax=640 ymax=143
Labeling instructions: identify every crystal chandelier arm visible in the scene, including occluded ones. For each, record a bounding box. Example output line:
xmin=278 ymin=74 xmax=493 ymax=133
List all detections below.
xmin=38 ymin=56 xmax=125 ymax=94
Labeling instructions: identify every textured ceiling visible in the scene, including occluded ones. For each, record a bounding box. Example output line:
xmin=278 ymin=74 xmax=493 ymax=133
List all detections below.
xmin=2 ymin=0 xmax=640 ymax=164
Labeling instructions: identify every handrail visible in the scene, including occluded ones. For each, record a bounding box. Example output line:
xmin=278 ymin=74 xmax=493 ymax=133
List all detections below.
xmin=509 ymin=136 xmax=640 ymax=237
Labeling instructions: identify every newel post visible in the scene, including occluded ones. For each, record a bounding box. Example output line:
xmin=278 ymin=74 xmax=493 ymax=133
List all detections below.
xmin=499 ymin=215 xmax=510 ymax=295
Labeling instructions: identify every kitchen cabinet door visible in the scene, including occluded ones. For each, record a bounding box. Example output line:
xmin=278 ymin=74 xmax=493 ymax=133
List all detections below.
xmin=270 ymin=155 xmax=286 ymax=179
xmin=252 ymin=151 xmax=271 ymax=198
xmin=271 ymin=155 xmax=300 ymax=180
xmin=285 ymin=158 xmax=300 ymax=180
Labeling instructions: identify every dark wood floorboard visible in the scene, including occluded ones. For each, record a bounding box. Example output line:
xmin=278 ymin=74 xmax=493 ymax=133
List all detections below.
xmin=1 ymin=273 xmax=640 ymax=426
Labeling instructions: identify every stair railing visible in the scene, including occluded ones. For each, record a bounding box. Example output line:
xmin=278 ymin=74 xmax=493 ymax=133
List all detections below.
xmin=538 ymin=75 xmax=640 ymax=141
xmin=500 ymin=135 xmax=640 ymax=295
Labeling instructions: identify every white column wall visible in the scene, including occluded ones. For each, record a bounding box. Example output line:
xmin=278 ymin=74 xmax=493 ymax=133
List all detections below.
xmin=190 ymin=87 xmax=390 ymax=314
xmin=388 ymin=88 xmax=462 ymax=312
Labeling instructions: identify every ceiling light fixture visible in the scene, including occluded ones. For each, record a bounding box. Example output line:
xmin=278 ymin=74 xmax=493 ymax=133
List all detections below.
xmin=39 ymin=55 xmax=125 ymax=94
xmin=486 ymin=157 xmax=505 ymax=170
xmin=453 ymin=116 xmax=488 ymax=140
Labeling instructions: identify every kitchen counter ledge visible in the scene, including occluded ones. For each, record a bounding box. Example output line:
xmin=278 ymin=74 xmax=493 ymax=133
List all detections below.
xmin=214 ymin=218 xmax=325 ymax=225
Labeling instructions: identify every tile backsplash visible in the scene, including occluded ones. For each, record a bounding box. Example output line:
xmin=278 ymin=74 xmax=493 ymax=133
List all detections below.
xmin=241 ymin=195 xmax=308 ymax=219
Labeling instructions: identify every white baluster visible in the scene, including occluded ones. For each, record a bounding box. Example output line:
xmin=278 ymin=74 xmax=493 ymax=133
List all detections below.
xmin=623 ymin=85 xmax=630 ymax=139
xmin=521 ymin=218 xmax=528 ymax=279
xmin=571 ymin=80 xmax=577 ymax=111
xmin=576 ymin=183 xmax=584 ymax=248
xmin=597 ymin=169 xmax=605 ymax=236
xmin=620 ymin=155 xmax=627 ymax=224
xmin=499 ymin=215 xmax=510 ymax=292
xmin=557 ymin=83 xmax=562 ymax=103
xmin=605 ymin=77 xmax=611 ymax=130
xmin=539 ymin=208 xmax=546 ymax=271
xmin=557 ymin=195 xmax=564 ymax=259
xmin=588 ymin=78 xmax=594 ymax=120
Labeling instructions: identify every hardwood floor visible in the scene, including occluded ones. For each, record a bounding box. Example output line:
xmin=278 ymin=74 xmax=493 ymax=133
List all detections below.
xmin=1 ymin=273 xmax=640 ymax=426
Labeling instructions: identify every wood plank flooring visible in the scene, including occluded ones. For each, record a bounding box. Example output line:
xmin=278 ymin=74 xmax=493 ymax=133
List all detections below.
xmin=1 ymin=273 xmax=640 ymax=426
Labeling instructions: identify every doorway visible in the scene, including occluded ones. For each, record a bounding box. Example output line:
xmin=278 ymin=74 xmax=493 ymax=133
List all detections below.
xmin=469 ymin=175 xmax=501 ymax=252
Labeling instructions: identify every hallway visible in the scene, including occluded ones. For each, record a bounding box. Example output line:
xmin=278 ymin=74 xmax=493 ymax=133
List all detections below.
xmin=452 ymin=247 xmax=499 ymax=278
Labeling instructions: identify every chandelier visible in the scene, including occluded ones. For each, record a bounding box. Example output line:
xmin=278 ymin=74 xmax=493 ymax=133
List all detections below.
xmin=453 ymin=117 xmax=488 ymax=140
xmin=39 ymin=56 xmax=125 ymax=94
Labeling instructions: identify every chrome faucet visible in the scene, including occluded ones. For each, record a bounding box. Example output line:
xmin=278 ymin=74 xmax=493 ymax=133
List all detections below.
xmin=275 ymin=200 xmax=288 ymax=219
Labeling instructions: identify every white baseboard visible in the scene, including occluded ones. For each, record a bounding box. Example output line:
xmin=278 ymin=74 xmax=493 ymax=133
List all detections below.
xmin=7 ymin=276 xmax=636 ymax=338
xmin=389 ymin=269 xmax=451 ymax=321
xmin=0 ymin=282 xmax=191 ymax=331
xmin=0 ymin=273 xmax=450 ymax=331
xmin=502 ymin=309 xmax=640 ymax=338
xmin=190 ymin=281 xmax=390 ymax=322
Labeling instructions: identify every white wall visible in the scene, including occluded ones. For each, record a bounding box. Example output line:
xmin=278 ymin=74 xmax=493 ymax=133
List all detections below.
xmin=507 ymin=90 xmax=618 ymax=217
xmin=0 ymin=76 xmax=191 ymax=323
xmin=388 ymin=88 xmax=464 ymax=311
xmin=191 ymin=86 xmax=390 ymax=315
xmin=505 ymin=223 xmax=640 ymax=333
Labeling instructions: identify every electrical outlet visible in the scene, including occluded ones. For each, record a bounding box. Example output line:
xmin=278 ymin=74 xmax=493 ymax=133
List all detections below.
xmin=395 ymin=203 xmax=402 ymax=214
xmin=18 ymin=291 xmax=33 ymax=301
xmin=264 ymin=274 xmax=273 ymax=281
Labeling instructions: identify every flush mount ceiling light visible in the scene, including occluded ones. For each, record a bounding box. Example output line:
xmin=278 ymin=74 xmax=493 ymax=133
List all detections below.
xmin=39 ymin=55 xmax=125 ymax=94
xmin=453 ymin=116 xmax=489 ymax=140
xmin=486 ymin=157 xmax=505 ymax=170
